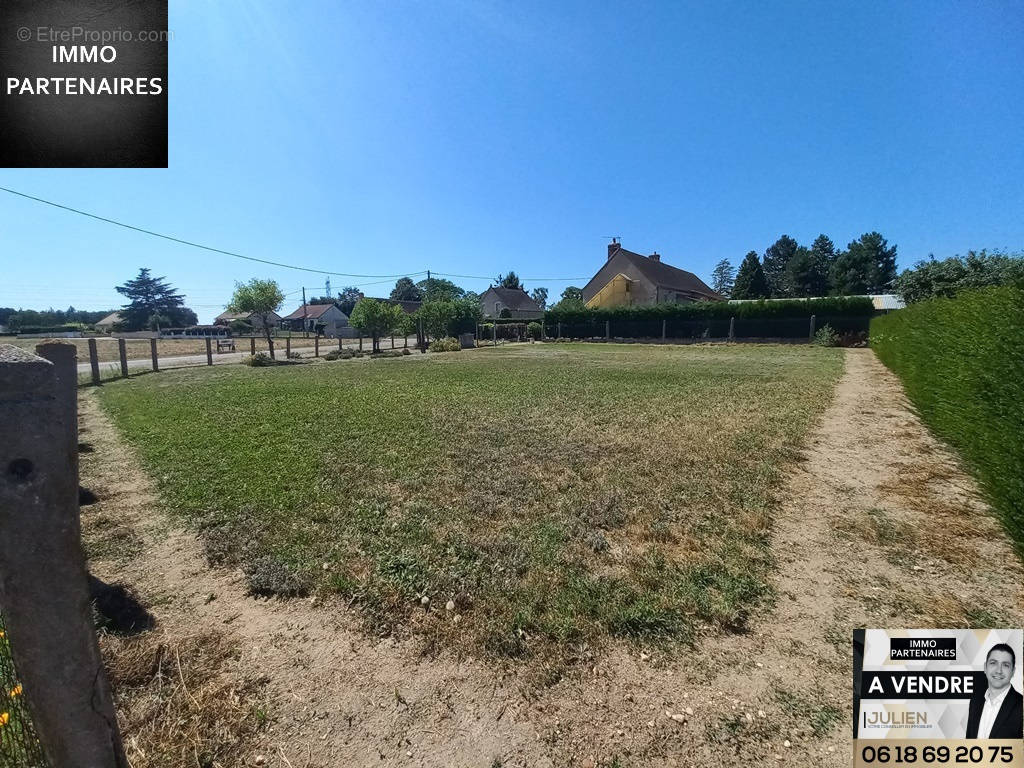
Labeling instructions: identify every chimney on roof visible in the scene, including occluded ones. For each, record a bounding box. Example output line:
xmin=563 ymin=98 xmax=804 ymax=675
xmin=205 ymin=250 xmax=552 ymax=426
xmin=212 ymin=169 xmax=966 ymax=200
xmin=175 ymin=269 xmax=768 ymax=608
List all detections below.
xmin=607 ymin=237 xmax=620 ymax=261
xmin=649 ymin=252 xmax=661 ymax=262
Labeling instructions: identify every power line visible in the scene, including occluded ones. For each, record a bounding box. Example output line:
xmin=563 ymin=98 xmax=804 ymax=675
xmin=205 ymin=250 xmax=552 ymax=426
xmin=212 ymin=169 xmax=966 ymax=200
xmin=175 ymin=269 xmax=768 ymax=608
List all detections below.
xmin=0 ymin=186 xmax=421 ymax=280
xmin=433 ymin=271 xmax=587 ymax=282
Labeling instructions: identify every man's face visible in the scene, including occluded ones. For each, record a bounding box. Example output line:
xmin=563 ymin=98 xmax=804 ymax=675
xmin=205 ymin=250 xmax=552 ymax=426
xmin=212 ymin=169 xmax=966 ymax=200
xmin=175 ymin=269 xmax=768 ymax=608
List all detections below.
xmin=985 ymin=650 xmax=1014 ymax=693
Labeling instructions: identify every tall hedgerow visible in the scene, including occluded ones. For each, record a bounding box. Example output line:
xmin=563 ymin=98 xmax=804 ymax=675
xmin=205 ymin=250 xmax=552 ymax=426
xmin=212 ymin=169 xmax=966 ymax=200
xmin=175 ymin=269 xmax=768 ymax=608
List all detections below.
xmin=870 ymin=286 xmax=1024 ymax=551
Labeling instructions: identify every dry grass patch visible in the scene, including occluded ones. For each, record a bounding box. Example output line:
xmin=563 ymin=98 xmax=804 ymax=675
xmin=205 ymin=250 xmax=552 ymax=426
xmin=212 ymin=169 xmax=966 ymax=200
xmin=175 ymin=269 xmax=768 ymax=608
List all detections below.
xmin=98 ymin=343 xmax=843 ymax=660
xmin=101 ymin=629 xmax=268 ymax=768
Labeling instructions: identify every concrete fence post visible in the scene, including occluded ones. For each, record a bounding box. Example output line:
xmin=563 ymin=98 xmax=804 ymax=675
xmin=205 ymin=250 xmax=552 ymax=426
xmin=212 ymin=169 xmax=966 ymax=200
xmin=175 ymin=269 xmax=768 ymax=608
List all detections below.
xmin=809 ymin=314 xmax=817 ymax=340
xmin=729 ymin=316 xmax=735 ymax=341
xmin=661 ymin=318 xmax=666 ymax=341
xmin=88 ymin=337 xmax=101 ymax=385
xmin=250 ymin=337 xmax=256 ymax=356
xmin=150 ymin=338 xmax=159 ymax=372
xmin=117 ymin=338 xmax=128 ymax=378
xmin=0 ymin=344 xmax=128 ymax=767
xmin=205 ymin=337 xmax=213 ymax=365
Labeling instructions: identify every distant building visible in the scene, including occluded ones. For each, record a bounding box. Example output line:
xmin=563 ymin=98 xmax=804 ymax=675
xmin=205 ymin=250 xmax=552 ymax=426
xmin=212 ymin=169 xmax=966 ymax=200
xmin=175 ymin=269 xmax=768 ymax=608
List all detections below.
xmin=479 ymin=287 xmax=544 ymax=319
xmin=94 ymin=312 xmax=122 ymax=332
xmin=214 ymin=310 xmax=281 ymax=329
xmin=583 ymin=241 xmax=722 ymax=308
xmin=281 ymin=303 xmax=350 ymax=336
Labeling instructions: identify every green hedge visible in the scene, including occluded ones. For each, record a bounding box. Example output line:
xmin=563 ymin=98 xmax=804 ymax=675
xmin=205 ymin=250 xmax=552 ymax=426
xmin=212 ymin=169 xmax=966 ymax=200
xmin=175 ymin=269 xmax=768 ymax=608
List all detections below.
xmin=871 ymin=287 xmax=1024 ymax=551
xmin=545 ymin=296 xmax=874 ymax=324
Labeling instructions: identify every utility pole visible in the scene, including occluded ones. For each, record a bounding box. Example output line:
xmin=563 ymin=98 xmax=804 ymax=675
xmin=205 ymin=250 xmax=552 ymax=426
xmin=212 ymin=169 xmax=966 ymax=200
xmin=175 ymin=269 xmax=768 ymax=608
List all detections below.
xmin=426 ymin=269 xmax=431 ymax=301
xmin=302 ymin=286 xmax=308 ymax=339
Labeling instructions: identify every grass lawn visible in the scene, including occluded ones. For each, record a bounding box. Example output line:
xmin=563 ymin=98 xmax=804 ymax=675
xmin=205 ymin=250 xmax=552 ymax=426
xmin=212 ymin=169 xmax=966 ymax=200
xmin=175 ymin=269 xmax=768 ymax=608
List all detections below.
xmin=98 ymin=343 xmax=842 ymax=658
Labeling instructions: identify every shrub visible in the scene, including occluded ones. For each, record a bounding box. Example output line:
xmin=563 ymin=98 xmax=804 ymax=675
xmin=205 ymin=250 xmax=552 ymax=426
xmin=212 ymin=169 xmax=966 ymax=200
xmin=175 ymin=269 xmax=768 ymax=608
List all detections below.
xmin=871 ymin=286 xmax=1024 ymax=551
xmin=429 ymin=336 xmax=461 ymax=353
xmin=245 ymin=352 xmax=274 ymax=367
xmin=402 ymin=348 xmax=411 ymax=355
xmin=812 ymin=324 xmax=839 ymax=347
xmin=242 ymin=556 xmax=309 ymax=597
xmin=527 ymin=321 xmax=542 ymax=340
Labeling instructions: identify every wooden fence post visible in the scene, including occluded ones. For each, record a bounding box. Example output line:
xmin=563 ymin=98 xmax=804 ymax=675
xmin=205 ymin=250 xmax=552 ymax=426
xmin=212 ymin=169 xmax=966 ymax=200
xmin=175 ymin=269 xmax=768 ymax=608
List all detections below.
xmin=150 ymin=338 xmax=159 ymax=372
xmin=250 ymin=337 xmax=256 ymax=356
xmin=729 ymin=316 xmax=735 ymax=341
xmin=359 ymin=336 xmax=363 ymax=352
xmin=809 ymin=314 xmax=817 ymax=340
xmin=205 ymin=337 xmax=213 ymax=365
xmin=557 ymin=321 xmax=561 ymax=340
xmin=391 ymin=335 xmax=395 ymax=349
xmin=315 ymin=335 xmax=320 ymax=357
xmin=0 ymin=343 xmax=128 ymax=767
xmin=661 ymin=318 xmax=666 ymax=341
xmin=286 ymin=337 xmax=291 ymax=357
xmin=88 ymin=337 xmax=100 ymax=385
xmin=117 ymin=338 xmax=128 ymax=378
xmin=338 ymin=336 xmax=343 ymax=352
xmin=605 ymin=320 xmax=610 ymax=340
xmin=492 ymin=323 xmax=497 ymax=346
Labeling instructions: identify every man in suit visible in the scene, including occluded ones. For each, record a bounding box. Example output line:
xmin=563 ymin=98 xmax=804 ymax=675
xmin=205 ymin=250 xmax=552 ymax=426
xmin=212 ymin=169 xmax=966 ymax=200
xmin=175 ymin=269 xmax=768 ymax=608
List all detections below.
xmin=966 ymin=643 xmax=1023 ymax=739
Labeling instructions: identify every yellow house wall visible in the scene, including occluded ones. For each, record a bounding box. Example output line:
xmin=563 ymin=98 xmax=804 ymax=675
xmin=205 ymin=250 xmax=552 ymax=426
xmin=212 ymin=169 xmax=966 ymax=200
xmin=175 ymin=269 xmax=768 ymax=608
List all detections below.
xmin=585 ymin=273 xmax=635 ymax=308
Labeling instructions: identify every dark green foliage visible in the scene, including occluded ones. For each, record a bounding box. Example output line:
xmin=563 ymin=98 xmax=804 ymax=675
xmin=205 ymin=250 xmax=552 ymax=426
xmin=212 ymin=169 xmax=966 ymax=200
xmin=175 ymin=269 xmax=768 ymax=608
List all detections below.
xmin=390 ymin=277 xmax=423 ymax=302
xmin=337 ymin=286 xmax=364 ymax=316
xmin=871 ymin=287 xmax=1024 ymax=550
xmin=831 ymin=232 xmax=897 ymax=295
xmin=762 ymin=235 xmax=799 ymax=297
xmin=530 ymin=287 xmax=548 ymax=309
xmin=115 ymin=267 xmax=196 ymax=330
xmin=548 ymin=296 xmax=872 ymax=324
xmin=417 ymin=277 xmax=465 ymax=302
xmin=784 ymin=247 xmax=829 ymax=297
xmin=893 ymin=250 xmax=1024 ymax=303
xmin=495 ymin=271 xmax=523 ymax=290
xmin=1 ymin=306 xmax=115 ymax=331
xmin=732 ymin=251 xmax=771 ymax=299
xmin=527 ymin=321 xmax=542 ymax=340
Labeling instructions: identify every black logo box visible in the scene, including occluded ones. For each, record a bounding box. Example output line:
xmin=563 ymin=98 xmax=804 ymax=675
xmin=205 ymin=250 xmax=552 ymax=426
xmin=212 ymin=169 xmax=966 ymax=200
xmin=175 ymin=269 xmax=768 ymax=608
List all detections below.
xmin=0 ymin=0 xmax=168 ymax=168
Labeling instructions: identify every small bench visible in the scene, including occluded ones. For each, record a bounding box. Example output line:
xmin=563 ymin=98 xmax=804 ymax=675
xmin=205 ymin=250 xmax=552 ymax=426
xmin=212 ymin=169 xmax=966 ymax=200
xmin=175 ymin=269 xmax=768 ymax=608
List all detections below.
xmin=216 ymin=338 xmax=236 ymax=353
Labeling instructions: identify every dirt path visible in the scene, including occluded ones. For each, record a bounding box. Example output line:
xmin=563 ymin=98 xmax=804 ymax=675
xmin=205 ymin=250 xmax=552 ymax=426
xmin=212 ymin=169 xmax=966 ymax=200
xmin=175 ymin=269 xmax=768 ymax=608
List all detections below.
xmin=79 ymin=348 xmax=1024 ymax=768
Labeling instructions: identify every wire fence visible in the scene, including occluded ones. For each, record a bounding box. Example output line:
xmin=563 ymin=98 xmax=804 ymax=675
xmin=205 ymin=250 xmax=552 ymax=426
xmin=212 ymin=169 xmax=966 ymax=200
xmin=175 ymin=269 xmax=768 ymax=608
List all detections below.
xmin=0 ymin=613 xmax=47 ymax=768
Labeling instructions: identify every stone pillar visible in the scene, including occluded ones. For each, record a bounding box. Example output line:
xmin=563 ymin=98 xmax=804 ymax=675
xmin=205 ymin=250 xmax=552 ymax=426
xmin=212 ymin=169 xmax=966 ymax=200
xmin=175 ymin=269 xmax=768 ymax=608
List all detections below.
xmin=809 ymin=314 xmax=817 ymax=340
xmin=0 ymin=344 xmax=128 ymax=767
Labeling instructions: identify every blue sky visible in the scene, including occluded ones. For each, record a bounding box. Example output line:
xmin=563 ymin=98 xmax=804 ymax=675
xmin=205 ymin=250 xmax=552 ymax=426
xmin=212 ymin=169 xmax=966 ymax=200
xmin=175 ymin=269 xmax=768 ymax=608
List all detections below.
xmin=2 ymin=0 xmax=1023 ymax=322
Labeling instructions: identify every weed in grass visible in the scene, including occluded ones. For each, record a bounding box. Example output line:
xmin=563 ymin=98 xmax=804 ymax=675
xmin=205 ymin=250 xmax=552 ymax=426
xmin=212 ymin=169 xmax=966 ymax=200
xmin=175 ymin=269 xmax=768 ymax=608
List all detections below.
xmin=773 ymin=685 xmax=843 ymax=737
xmin=99 ymin=344 xmax=842 ymax=658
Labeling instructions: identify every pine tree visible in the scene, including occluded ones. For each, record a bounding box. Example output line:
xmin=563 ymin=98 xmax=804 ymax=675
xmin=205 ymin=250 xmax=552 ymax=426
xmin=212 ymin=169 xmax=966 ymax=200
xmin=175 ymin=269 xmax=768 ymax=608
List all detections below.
xmin=710 ymin=259 xmax=735 ymax=297
xmin=762 ymin=235 xmax=799 ymax=297
xmin=115 ymin=268 xmax=191 ymax=331
xmin=390 ymin=277 xmax=423 ymax=302
xmin=495 ymin=272 xmax=523 ymax=290
xmin=732 ymin=251 xmax=770 ymax=299
xmin=784 ymin=247 xmax=829 ymax=297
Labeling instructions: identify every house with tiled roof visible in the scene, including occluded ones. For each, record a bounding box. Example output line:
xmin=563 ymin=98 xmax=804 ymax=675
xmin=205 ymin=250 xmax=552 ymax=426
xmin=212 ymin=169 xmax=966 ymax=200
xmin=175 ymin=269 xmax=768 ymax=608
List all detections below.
xmin=281 ymin=303 xmax=350 ymax=336
xmin=582 ymin=240 xmax=722 ymax=308
xmin=479 ymin=287 xmax=544 ymax=319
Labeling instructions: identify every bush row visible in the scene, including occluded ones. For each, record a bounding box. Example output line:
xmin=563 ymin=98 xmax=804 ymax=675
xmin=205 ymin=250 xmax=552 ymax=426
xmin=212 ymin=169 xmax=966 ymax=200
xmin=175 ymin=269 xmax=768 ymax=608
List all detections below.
xmin=870 ymin=286 xmax=1024 ymax=551
xmin=544 ymin=296 xmax=874 ymax=324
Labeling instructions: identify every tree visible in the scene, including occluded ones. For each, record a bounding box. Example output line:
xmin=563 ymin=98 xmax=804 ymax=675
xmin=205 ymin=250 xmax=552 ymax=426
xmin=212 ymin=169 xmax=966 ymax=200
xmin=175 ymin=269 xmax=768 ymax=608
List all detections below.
xmin=710 ymin=259 xmax=735 ymax=297
xmin=530 ymin=287 xmax=549 ymax=309
xmin=417 ymin=277 xmax=465 ymax=302
xmin=228 ymin=278 xmax=285 ymax=358
xmin=893 ymin=250 xmax=1024 ymax=303
xmin=831 ymin=232 xmax=898 ymax=295
xmin=784 ymin=247 xmax=829 ymax=297
xmin=349 ymin=298 xmax=405 ymax=353
xmin=417 ymin=300 xmax=457 ymax=341
xmin=495 ymin=272 xmax=523 ymax=290
xmin=762 ymin=235 xmax=799 ymax=297
xmin=390 ymin=277 xmax=423 ymax=302
xmin=829 ymin=249 xmax=871 ymax=295
xmin=337 ymin=287 xmax=364 ymax=316
xmin=115 ymin=268 xmax=194 ymax=330
xmin=550 ymin=285 xmax=584 ymax=312
xmin=732 ymin=251 xmax=770 ymax=299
